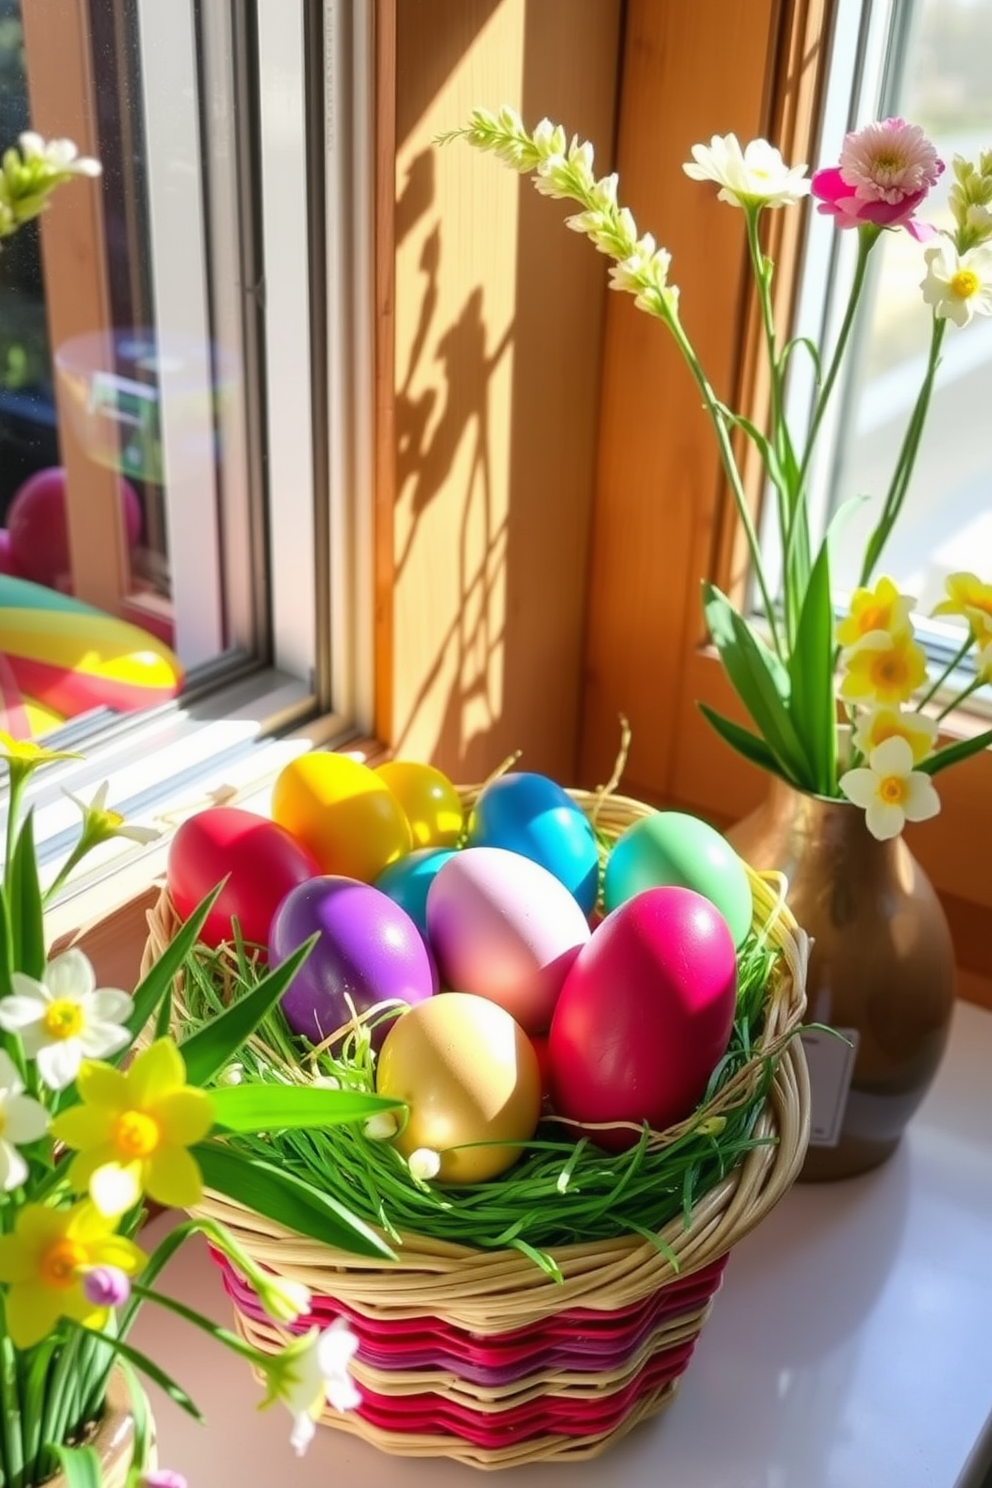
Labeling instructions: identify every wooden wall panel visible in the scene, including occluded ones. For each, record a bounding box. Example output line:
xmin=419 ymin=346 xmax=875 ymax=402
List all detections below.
xmin=384 ymin=0 xmax=623 ymax=786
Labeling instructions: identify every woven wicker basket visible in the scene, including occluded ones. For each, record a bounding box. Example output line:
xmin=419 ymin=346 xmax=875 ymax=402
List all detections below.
xmin=142 ymin=786 xmax=810 ymax=1469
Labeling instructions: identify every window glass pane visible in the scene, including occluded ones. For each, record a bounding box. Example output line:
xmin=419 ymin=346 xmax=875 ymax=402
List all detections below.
xmin=823 ymin=0 xmax=992 ymax=676
xmin=0 ymin=0 xmax=267 ymax=742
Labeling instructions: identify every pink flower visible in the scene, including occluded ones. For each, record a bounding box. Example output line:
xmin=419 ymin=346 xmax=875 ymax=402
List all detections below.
xmin=811 ymin=118 xmax=943 ymax=239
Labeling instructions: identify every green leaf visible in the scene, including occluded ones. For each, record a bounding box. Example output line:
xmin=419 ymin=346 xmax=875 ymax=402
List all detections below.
xmin=68 ymin=1324 xmax=202 ymax=1422
xmin=209 ymin=1083 xmax=404 ymax=1133
xmin=51 ymin=1445 xmax=102 ymax=1488
xmin=702 ymin=582 xmax=811 ymax=785
xmin=697 ymin=702 xmax=796 ymax=781
xmin=780 ymin=334 xmax=823 ymax=386
xmin=917 ymin=726 xmax=992 ymax=775
xmin=123 ymin=883 xmax=225 ymax=1045
xmin=178 ymin=936 xmax=315 ymax=1088
xmin=9 ymin=808 xmax=44 ymax=979
xmin=194 ymin=1141 xmax=397 ymax=1260
xmin=118 ymin=1356 xmax=151 ymax=1472
xmin=787 ymin=537 xmax=837 ymax=796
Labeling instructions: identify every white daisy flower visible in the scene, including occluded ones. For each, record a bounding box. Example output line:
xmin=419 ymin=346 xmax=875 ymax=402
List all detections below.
xmin=0 ymin=1049 xmax=48 ymax=1190
xmin=0 ymin=949 xmax=132 ymax=1091
xmin=683 ymin=133 xmax=810 ymax=208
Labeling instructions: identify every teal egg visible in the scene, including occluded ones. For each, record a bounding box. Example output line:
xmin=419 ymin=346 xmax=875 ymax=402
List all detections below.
xmin=603 ymin=810 xmax=753 ymax=947
xmin=374 ymin=848 xmax=456 ymax=938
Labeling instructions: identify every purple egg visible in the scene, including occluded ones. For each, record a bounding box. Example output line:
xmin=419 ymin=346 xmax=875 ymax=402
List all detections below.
xmin=269 ymin=875 xmax=436 ymax=1047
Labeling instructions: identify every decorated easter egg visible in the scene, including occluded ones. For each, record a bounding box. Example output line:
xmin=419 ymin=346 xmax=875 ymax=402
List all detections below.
xmin=547 ymin=886 xmax=738 ymax=1147
xmin=271 ymin=752 xmax=412 ymax=882
xmin=466 ymin=771 xmax=600 ymax=912
xmin=374 ymin=847 xmax=456 ymax=938
xmin=166 ymin=806 xmax=321 ymax=948
xmin=270 ymin=876 xmax=436 ymax=1046
xmin=375 ymin=992 xmax=542 ymax=1183
xmin=426 ymin=846 xmax=591 ymax=1034
xmin=603 ymin=810 xmax=753 ymax=947
xmin=374 ymin=760 xmax=464 ymax=848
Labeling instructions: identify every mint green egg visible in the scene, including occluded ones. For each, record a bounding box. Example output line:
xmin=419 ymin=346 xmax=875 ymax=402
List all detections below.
xmin=603 ymin=810 xmax=753 ymax=947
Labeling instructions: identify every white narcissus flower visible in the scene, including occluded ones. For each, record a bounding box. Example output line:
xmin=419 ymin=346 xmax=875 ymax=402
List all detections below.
xmin=683 ymin=133 xmax=810 ymax=208
xmin=261 ymin=1321 xmax=361 ymax=1457
xmin=921 ymin=241 xmax=992 ymax=326
xmin=0 ymin=1049 xmax=48 ymax=1190
xmin=64 ymin=780 xmax=160 ymax=847
xmin=839 ymin=736 xmax=941 ymax=841
xmin=0 ymin=949 xmax=132 ymax=1090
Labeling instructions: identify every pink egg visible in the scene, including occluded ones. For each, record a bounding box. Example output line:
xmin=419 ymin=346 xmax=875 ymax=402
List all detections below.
xmin=425 ymin=846 xmax=591 ymax=1034
xmin=547 ymin=886 xmax=738 ymax=1148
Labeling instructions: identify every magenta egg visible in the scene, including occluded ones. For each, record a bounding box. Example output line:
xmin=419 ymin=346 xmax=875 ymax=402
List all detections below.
xmin=547 ymin=886 xmax=738 ymax=1148
xmin=269 ymin=876 xmax=437 ymax=1046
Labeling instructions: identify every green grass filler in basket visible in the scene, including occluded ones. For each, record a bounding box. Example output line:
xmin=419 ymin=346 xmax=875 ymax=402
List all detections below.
xmin=147 ymin=755 xmax=811 ymax=1466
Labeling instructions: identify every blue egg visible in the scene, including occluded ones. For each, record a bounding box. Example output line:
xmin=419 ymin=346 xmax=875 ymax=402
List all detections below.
xmin=374 ymin=847 xmax=456 ymax=937
xmin=465 ymin=771 xmax=600 ymax=913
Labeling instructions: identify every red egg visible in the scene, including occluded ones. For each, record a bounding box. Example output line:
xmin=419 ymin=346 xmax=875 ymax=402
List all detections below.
xmin=547 ymin=886 xmax=738 ymax=1149
xmin=166 ymin=806 xmax=321 ymax=948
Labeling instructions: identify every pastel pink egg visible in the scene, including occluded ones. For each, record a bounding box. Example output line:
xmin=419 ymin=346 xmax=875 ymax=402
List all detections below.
xmin=425 ymin=846 xmax=591 ymax=1034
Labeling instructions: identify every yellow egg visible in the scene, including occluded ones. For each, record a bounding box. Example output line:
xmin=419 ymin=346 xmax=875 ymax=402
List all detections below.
xmin=375 ymin=993 xmax=542 ymax=1184
xmin=374 ymin=760 xmax=464 ymax=848
xmin=271 ymin=753 xmax=412 ymax=882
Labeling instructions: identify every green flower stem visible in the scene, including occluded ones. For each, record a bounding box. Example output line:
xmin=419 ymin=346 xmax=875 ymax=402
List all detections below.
xmin=0 ymin=1332 xmax=24 ymax=1485
xmin=860 ymin=314 xmax=947 ymax=585
xmin=796 ymin=223 xmax=880 ymax=497
xmin=662 ymin=302 xmax=784 ymax=658
xmin=915 ymin=634 xmax=974 ymax=710
xmin=127 ymin=1281 xmax=278 ymax=1371
xmin=935 ymin=671 xmax=985 ymax=722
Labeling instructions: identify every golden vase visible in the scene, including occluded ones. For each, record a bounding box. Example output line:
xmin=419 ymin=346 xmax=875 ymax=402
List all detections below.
xmin=728 ymin=774 xmax=955 ymax=1181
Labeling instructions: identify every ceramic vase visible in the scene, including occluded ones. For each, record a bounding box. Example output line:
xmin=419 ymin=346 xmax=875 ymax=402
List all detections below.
xmin=44 ymin=1368 xmax=155 ymax=1488
xmin=728 ymin=774 xmax=956 ymax=1180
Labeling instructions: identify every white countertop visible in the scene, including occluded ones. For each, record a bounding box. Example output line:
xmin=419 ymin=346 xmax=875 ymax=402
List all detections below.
xmin=135 ymin=999 xmax=992 ymax=1488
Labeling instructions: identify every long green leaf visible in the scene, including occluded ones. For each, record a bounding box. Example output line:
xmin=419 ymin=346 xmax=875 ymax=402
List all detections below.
xmin=788 ymin=537 xmax=837 ymax=796
xmin=178 ymin=937 xmax=314 ymax=1088
xmin=68 ymin=1325 xmax=202 ymax=1421
xmin=123 ymin=883 xmax=225 ymax=1045
xmin=9 ymin=808 xmax=44 ymax=979
xmin=702 ymin=582 xmax=811 ymax=784
xmin=917 ymin=725 xmax=992 ymax=775
xmin=194 ymin=1141 xmax=397 ymax=1260
xmin=697 ymin=702 xmax=795 ymax=781
xmin=51 ymin=1446 xmax=101 ymax=1488
xmin=209 ymin=1083 xmax=405 ymax=1133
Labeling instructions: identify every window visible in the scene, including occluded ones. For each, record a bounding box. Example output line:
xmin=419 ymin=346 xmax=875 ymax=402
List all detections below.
xmin=1 ymin=0 xmax=377 ymax=931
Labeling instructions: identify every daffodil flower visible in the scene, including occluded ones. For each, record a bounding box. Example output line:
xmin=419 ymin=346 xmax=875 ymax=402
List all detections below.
xmin=835 ymin=576 xmax=916 ymax=648
xmin=51 ymin=1039 xmax=214 ymax=1215
xmin=0 ymin=1199 xmax=145 ymax=1348
xmin=839 ymin=736 xmax=941 ymax=840
xmin=931 ymin=571 xmax=992 ymax=633
xmin=0 ymin=1049 xmax=48 ymax=1190
xmin=921 ymin=241 xmax=992 ymax=327
xmin=63 ymin=781 xmax=160 ymax=850
xmin=0 ymin=949 xmax=132 ymax=1091
xmin=852 ymin=705 xmax=937 ymax=766
xmin=682 ymin=133 xmax=810 ymax=208
xmin=838 ymin=629 xmax=929 ymax=707
xmin=259 ymin=1321 xmax=361 ymax=1457
xmin=0 ymin=731 xmax=81 ymax=788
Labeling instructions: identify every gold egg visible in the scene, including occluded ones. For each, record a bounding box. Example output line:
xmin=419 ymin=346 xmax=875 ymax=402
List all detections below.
xmin=375 ymin=993 xmax=541 ymax=1184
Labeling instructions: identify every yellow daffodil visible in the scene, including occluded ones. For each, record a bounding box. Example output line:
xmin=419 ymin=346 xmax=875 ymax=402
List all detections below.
xmin=931 ymin=572 xmax=992 ymax=634
xmin=838 ymin=630 xmax=929 ymax=707
xmin=835 ymin=576 xmax=915 ymax=648
xmin=852 ymin=705 xmax=938 ymax=766
xmin=839 ymin=736 xmax=941 ymax=840
xmin=0 ymin=1200 xmax=145 ymax=1348
xmin=51 ymin=1039 xmax=214 ymax=1216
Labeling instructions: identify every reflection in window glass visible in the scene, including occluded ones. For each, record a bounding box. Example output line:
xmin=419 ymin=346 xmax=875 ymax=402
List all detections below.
xmin=826 ymin=0 xmax=992 ymax=658
xmin=0 ymin=0 xmax=262 ymax=741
